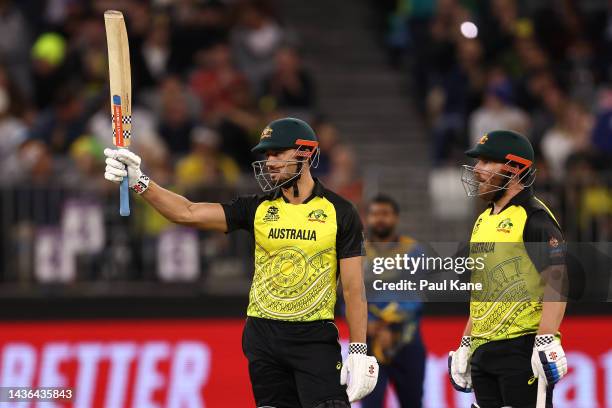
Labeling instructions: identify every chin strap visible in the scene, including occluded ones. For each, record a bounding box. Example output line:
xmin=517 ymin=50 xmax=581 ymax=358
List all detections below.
xmin=285 ymin=161 xmax=304 ymax=198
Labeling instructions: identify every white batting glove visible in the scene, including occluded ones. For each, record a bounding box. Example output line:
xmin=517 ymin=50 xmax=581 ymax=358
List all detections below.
xmin=448 ymin=336 xmax=472 ymax=393
xmin=531 ymin=334 xmax=567 ymax=386
xmin=104 ymin=148 xmax=150 ymax=194
xmin=340 ymin=343 xmax=379 ymax=402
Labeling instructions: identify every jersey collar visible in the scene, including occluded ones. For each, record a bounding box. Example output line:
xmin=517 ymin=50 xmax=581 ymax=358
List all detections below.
xmin=270 ymin=177 xmax=325 ymax=203
xmin=492 ymin=187 xmax=534 ymax=214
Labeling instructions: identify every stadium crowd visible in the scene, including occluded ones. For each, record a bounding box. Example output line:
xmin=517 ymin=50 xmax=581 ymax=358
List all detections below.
xmin=0 ymin=0 xmax=369 ymax=281
xmin=374 ymin=0 xmax=612 ymax=241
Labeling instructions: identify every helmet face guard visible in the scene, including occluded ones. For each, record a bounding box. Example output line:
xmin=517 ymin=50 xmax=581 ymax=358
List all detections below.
xmin=461 ymin=154 xmax=536 ymax=197
xmin=252 ymin=139 xmax=320 ymax=192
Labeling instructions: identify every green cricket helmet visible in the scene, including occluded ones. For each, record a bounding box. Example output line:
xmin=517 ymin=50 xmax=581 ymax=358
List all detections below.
xmin=251 ymin=117 xmax=320 ymax=192
xmin=462 ymin=130 xmax=536 ymax=197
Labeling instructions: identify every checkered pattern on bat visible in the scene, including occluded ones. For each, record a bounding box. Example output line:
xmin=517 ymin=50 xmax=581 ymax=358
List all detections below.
xmin=111 ymin=114 xmax=132 ymax=124
xmin=112 ymin=129 xmax=132 ymax=138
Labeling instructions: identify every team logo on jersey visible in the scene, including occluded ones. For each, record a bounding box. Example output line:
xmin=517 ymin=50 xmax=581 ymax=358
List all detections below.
xmin=472 ymin=218 xmax=482 ymax=235
xmin=260 ymin=126 xmax=273 ymax=139
xmin=496 ymin=218 xmax=513 ymax=233
xmin=308 ymin=209 xmax=327 ymax=223
xmin=263 ymin=206 xmax=280 ymax=222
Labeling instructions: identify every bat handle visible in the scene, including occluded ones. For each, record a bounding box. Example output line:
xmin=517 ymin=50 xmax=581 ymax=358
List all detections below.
xmin=536 ymin=376 xmax=547 ymax=408
xmin=119 ymin=169 xmax=130 ymax=216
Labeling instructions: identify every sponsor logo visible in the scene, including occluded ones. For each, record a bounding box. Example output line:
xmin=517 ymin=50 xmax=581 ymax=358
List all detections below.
xmin=470 ymin=242 xmax=495 ymax=254
xmin=528 ymin=375 xmax=536 ymax=385
xmin=496 ymin=218 xmax=513 ymax=233
xmin=263 ymin=206 xmax=280 ymax=222
xmin=336 ymin=362 xmax=342 ymax=370
xmin=260 ymin=126 xmax=273 ymax=139
xmin=268 ymin=228 xmax=317 ymax=241
xmin=307 ymin=209 xmax=327 ymax=223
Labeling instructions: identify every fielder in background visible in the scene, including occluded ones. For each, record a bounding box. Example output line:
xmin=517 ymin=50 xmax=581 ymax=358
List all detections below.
xmin=104 ymin=117 xmax=378 ymax=408
xmin=449 ymin=130 xmax=568 ymax=407
xmin=361 ymin=194 xmax=426 ymax=408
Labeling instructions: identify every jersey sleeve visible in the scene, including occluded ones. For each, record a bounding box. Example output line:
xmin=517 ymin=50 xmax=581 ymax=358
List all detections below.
xmin=221 ymin=195 xmax=260 ymax=233
xmin=523 ymin=210 xmax=566 ymax=272
xmin=336 ymin=203 xmax=366 ymax=259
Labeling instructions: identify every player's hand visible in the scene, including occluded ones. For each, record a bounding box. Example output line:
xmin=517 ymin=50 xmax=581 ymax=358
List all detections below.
xmin=340 ymin=343 xmax=379 ymax=402
xmin=531 ymin=334 xmax=567 ymax=386
xmin=448 ymin=336 xmax=472 ymax=393
xmin=104 ymin=148 xmax=150 ymax=194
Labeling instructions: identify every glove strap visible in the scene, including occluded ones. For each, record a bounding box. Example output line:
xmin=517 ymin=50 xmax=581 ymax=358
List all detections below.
xmin=535 ymin=334 xmax=555 ymax=348
xmin=460 ymin=336 xmax=471 ymax=348
xmin=348 ymin=343 xmax=367 ymax=355
xmin=130 ymin=174 xmax=150 ymax=194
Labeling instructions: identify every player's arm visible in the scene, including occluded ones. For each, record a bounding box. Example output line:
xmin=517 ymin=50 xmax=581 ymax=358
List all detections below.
xmin=463 ymin=316 xmax=472 ymax=336
xmin=340 ymin=256 xmax=367 ymax=343
xmin=104 ymin=148 xmax=227 ymax=231
xmin=524 ymin=210 xmax=568 ymax=386
xmin=336 ymin=203 xmax=378 ymax=402
xmin=523 ymin=210 xmax=568 ymax=334
xmin=141 ymin=182 xmax=227 ymax=231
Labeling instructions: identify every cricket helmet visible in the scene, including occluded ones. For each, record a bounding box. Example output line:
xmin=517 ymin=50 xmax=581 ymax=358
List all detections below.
xmin=461 ymin=130 xmax=536 ymax=197
xmin=251 ymin=117 xmax=320 ymax=193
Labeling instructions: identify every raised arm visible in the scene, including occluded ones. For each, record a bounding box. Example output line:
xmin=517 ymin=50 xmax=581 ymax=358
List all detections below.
xmin=104 ymin=148 xmax=228 ymax=231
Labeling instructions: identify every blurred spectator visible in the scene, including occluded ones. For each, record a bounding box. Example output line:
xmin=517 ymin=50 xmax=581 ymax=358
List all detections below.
xmin=591 ymin=87 xmax=612 ymax=158
xmin=468 ymin=68 xmax=530 ymax=146
xmin=231 ymin=0 xmax=286 ymax=94
xmin=261 ymin=47 xmax=315 ymax=110
xmin=175 ymin=126 xmax=240 ymax=189
xmin=311 ymin=116 xmax=340 ymax=177
xmin=190 ymin=42 xmax=249 ymax=122
xmin=30 ymin=32 xmax=70 ymax=110
xmin=28 ymin=86 xmax=91 ymax=154
xmin=541 ymin=100 xmax=593 ymax=182
xmin=156 ymin=75 xmax=200 ymax=155
xmin=141 ymin=14 xmax=172 ymax=83
xmin=14 ymin=140 xmax=57 ymax=184
xmin=0 ymin=0 xmax=32 ymax=99
xmin=324 ymin=145 xmax=363 ymax=206
xmin=167 ymin=0 xmax=230 ymax=74
xmin=67 ymin=134 xmax=106 ymax=192
xmin=0 ymin=65 xmax=27 ymax=185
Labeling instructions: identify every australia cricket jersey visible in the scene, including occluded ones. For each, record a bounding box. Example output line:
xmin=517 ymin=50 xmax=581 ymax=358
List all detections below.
xmin=222 ymin=179 xmax=365 ymax=322
xmin=469 ymin=188 xmax=565 ymax=351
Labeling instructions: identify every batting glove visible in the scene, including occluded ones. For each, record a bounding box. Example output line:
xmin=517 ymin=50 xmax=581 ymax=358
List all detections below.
xmin=104 ymin=148 xmax=150 ymax=194
xmin=531 ymin=334 xmax=567 ymax=386
xmin=340 ymin=343 xmax=379 ymax=402
xmin=448 ymin=336 xmax=472 ymax=393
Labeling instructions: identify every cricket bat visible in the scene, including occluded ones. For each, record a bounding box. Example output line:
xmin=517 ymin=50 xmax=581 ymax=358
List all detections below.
xmin=536 ymin=377 xmax=547 ymax=408
xmin=104 ymin=10 xmax=132 ymax=216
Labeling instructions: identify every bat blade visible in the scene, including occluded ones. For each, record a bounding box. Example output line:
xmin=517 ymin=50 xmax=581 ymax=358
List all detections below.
xmin=105 ymin=10 xmax=132 ymax=216
xmin=536 ymin=376 xmax=547 ymax=408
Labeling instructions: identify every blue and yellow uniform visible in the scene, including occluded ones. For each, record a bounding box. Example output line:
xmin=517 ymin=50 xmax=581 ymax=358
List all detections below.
xmin=222 ymin=178 xmax=364 ymax=407
xmin=361 ymin=236 xmax=426 ymax=408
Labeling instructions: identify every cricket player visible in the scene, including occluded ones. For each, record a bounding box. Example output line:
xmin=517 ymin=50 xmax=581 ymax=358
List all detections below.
xmin=448 ymin=130 xmax=568 ymax=407
xmin=362 ymin=194 xmax=426 ymax=408
xmin=104 ymin=117 xmax=378 ymax=407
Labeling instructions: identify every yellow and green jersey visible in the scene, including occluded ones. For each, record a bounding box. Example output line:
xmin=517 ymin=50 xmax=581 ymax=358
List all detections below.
xmin=469 ymin=188 xmax=565 ymax=351
xmin=222 ymin=179 xmax=365 ymax=322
